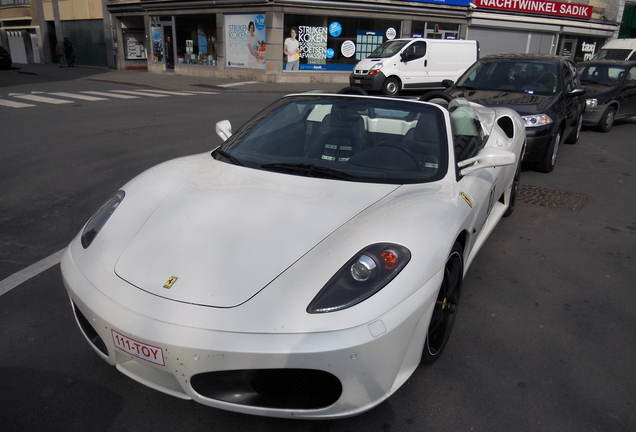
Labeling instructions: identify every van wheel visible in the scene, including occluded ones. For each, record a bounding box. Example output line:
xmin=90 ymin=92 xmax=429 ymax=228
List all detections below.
xmin=382 ymin=78 xmax=400 ymax=96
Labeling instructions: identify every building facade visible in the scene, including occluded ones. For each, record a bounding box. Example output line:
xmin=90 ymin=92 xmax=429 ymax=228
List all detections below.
xmin=103 ymin=0 xmax=625 ymax=83
xmin=1 ymin=0 xmax=633 ymax=77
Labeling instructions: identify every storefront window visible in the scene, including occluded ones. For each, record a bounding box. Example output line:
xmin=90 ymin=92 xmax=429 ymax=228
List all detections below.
xmin=151 ymin=25 xmax=163 ymax=62
xmin=283 ymin=15 xmax=400 ymax=72
xmin=175 ymin=15 xmax=218 ymax=66
xmin=412 ymin=22 xmax=460 ymax=40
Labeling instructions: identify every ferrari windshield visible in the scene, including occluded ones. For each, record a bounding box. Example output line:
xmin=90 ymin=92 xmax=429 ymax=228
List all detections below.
xmin=456 ymin=60 xmax=559 ymax=95
xmin=215 ymin=95 xmax=449 ymax=184
xmin=368 ymin=40 xmax=410 ymax=58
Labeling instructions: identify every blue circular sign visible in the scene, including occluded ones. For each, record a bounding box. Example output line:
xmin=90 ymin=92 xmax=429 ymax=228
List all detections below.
xmin=329 ymin=22 xmax=342 ymax=37
xmin=255 ymin=15 xmax=265 ymax=31
xmin=326 ymin=48 xmax=335 ymax=59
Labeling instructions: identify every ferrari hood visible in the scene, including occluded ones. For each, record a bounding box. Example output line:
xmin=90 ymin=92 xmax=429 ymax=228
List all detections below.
xmin=114 ymin=160 xmax=399 ymax=308
xmin=448 ymin=89 xmax=554 ymax=116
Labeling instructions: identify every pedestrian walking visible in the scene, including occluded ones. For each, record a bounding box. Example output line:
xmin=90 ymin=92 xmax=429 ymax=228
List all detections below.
xmin=56 ymin=40 xmax=66 ymax=67
xmin=63 ymin=37 xmax=74 ymax=67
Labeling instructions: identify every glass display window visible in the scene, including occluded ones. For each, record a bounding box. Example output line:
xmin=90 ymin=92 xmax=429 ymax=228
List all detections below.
xmin=411 ymin=22 xmax=460 ymax=40
xmin=283 ymin=15 xmax=400 ymax=72
xmin=175 ymin=15 xmax=218 ymax=66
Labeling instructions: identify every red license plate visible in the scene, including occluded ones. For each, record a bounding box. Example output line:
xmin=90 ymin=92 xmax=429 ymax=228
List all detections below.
xmin=112 ymin=330 xmax=165 ymax=366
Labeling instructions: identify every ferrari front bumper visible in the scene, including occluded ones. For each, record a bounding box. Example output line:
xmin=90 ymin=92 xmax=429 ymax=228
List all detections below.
xmin=61 ymin=246 xmax=441 ymax=419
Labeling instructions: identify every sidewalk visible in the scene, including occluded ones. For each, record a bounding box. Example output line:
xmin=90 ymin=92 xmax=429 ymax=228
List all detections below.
xmin=15 ymin=63 xmax=348 ymax=94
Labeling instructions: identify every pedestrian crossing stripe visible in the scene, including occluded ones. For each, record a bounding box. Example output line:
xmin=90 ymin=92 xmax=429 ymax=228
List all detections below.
xmin=49 ymin=92 xmax=108 ymax=101
xmin=0 ymin=98 xmax=35 ymax=108
xmin=0 ymin=89 xmax=218 ymax=108
xmin=14 ymin=94 xmax=75 ymax=104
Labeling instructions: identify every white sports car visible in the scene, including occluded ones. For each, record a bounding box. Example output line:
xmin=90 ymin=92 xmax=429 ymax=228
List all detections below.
xmin=61 ymin=91 xmax=525 ymax=419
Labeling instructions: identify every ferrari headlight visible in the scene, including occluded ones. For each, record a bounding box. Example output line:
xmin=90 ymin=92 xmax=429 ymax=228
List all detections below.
xmin=368 ymin=63 xmax=383 ymax=75
xmin=307 ymin=244 xmax=411 ymax=314
xmin=586 ymin=98 xmax=598 ymax=108
xmin=521 ymin=114 xmax=553 ymax=128
xmin=81 ymin=190 xmax=125 ymax=249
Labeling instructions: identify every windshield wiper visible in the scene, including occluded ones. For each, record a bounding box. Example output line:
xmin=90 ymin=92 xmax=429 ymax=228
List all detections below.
xmin=213 ymin=149 xmax=244 ymax=166
xmin=260 ymin=163 xmax=359 ymax=181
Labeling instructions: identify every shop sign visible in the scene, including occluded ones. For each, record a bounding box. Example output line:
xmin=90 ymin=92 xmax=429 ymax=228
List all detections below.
xmin=474 ymin=0 xmax=592 ymax=19
xmin=397 ymin=0 xmax=471 ymax=6
xmin=225 ymin=14 xmax=267 ymax=70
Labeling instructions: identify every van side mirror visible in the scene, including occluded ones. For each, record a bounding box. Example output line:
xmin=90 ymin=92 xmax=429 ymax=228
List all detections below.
xmin=457 ymin=147 xmax=516 ymax=176
xmin=216 ymin=120 xmax=232 ymax=141
xmin=442 ymin=79 xmax=454 ymax=88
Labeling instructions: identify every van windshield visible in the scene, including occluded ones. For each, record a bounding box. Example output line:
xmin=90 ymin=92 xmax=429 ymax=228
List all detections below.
xmin=368 ymin=40 xmax=410 ymax=58
xmin=594 ymin=48 xmax=633 ymax=61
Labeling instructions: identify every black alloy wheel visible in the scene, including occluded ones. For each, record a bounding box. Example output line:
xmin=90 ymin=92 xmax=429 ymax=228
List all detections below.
xmin=536 ymin=130 xmax=561 ymax=173
xmin=565 ymin=114 xmax=582 ymax=144
xmin=598 ymin=106 xmax=616 ymax=133
xmin=421 ymin=242 xmax=464 ymax=365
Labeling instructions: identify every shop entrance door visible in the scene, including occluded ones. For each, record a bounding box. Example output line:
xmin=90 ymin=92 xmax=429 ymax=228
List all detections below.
xmin=560 ymin=38 xmax=577 ymax=60
xmin=164 ymin=25 xmax=174 ymax=70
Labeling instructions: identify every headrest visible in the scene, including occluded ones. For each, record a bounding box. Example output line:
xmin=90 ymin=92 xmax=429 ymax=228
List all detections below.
xmin=330 ymin=106 xmax=361 ymax=127
xmin=414 ymin=112 xmax=440 ymax=143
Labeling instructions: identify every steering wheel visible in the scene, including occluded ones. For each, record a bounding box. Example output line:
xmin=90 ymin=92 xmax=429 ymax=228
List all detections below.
xmin=419 ymin=91 xmax=454 ymax=103
xmin=376 ymin=142 xmax=420 ymax=167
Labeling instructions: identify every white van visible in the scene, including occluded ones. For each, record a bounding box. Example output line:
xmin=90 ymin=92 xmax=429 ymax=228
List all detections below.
xmin=593 ymin=38 xmax=636 ymax=61
xmin=349 ymin=38 xmax=479 ymax=96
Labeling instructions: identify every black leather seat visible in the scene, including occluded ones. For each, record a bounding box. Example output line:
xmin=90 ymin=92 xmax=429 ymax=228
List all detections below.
xmin=306 ymin=105 xmax=368 ymax=162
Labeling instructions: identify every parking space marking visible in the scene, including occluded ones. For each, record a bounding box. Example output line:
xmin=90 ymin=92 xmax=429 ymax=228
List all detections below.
xmin=217 ymin=81 xmax=258 ymax=88
xmin=0 ymin=249 xmax=64 ymax=296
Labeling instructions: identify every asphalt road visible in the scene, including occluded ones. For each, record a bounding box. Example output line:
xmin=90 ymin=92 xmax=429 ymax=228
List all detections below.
xmin=1 ymin=68 xmax=634 ymax=432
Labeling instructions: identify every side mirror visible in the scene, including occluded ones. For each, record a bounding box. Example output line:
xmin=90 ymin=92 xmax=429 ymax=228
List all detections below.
xmin=568 ymin=87 xmax=586 ymax=97
xmin=400 ymin=52 xmax=407 ymax=62
xmin=216 ymin=120 xmax=232 ymax=141
xmin=442 ymin=79 xmax=454 ymax=88
xmin=458 ymin=147 xmax=516 ymax=176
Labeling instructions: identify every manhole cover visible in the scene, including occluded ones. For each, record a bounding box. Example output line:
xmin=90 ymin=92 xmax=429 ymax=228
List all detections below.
xmin=518 ymin=184 xmax=587 ymax=211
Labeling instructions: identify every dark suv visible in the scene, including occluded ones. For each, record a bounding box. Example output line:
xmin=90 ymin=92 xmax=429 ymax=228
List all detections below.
xmin=437 ymin=54 xmax=586 ymax=173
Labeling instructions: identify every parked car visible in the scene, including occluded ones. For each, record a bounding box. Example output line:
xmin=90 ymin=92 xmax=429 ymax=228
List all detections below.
xmin=62 ymin=91 xmax=525 ymax=419
xmin=0 ymin=45 xmax=12 ymax=70
xmin=349 ymin=38 xmax=479 ymax=96
xmin=577 ymin=60 xmax=636 ymax=132
xmin=429 ymin=54 xmax=586 ymax=173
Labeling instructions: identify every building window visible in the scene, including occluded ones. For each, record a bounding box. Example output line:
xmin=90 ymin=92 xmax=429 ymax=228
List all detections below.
xmin=175 ymin=15 xmax=218 ymax=66
xmin=283 ymin=15 xmax=400 ymax=72
xmin=412 ymin=22 xmax=460 ymax=40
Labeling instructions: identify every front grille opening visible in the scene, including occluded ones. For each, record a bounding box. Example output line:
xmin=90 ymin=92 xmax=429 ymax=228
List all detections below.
xmin=73 ymin=302 xmax=108 ymax=356
xmin=191 ymin=369 xmax=342 ymax=410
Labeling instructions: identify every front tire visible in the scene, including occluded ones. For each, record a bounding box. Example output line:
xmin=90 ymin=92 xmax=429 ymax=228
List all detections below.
xmin=536 ymin=130 xmax=561 ymax=173
xmin=565 ymin=114 xmax=582 ymax=144
xmin=597 ymin=106 xmax=615 ymax=133
xmin=503 ymin=161 xmax=521 ymax=217
xmin=382 ymin=77 xmax=400 ymax=96
xmin=421 ymin=242 xmax=463 ymax=365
